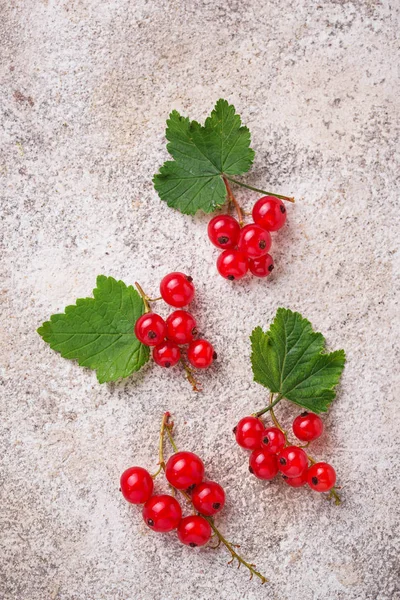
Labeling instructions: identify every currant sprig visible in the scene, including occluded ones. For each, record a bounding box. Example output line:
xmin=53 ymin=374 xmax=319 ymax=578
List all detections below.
xmin=37 ymin=274 xmax=216 ymax=390
xmin=120 ymin=412 xmax=267 ymax=585
xmin=234 ymin=307 xmax=346 ymax=504
xmin=154 ymin=99 xmax=295 ymax=282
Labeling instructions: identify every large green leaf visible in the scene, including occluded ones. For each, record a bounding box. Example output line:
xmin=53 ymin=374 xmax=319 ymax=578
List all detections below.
xmin=153 ymin=99 xmax=255 ymax=215
xmin=37 ymin=276 xmax=150 ymax=383
xmin=251 ymin=308 xmax=345 ymax=413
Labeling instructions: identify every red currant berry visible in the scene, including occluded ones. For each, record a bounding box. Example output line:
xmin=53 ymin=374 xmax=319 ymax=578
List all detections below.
xmin=142 ymin=494 xmax=182 ymax=532
xmin=252 ymin=196 xmax=287 ymax=232
xmin=307 ymin=462 xmax=336 ymax=492
xmin=248 ymin=254 xmax=274 ymax=278
xmin=120 ymin=467 xmax=154 ymax=504
xmin=191 ymin=480 xmax=226 ymax=516
xmin=278 ymin=446 xmax=308 ymax=478
xmin=233 ymin=416 xmax=264 ymax=450
xmin=166 ymin=310 xmax=197 ymax=345
xmin=282 ymin=470 xmax=308 ymax=488
xmin=217 ymin=249 xmax=248 ymax=280
xmin=134 ymin=313 xmax=167 ymax=346
xmin=207 ymin=214 xmax=241 ymax=249
xmin=249 ymin=448 xmax=279 ymax=480
xmin=187 ymin=339 xmax=216 ymax=369
xmin=160 ymin=272 xmax=195 ymax=308
xmin=177 ymin=515 xmax=212 ymax=547
xmin=292 ymin=412 xmax=324 ymax=442
xmin=238 ymin=223 xmax=271 ymax=259
xmin=152 ymin=340 xmax=180 ymax=368
xmin=165 ymin=451 xmax=205 ymax=490
xmin=261 ymin=427 xmax=286 ymax=455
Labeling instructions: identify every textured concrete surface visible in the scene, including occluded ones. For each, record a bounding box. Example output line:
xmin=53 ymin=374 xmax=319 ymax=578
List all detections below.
xmin=1 ymin=1 xmax=399 ymax=599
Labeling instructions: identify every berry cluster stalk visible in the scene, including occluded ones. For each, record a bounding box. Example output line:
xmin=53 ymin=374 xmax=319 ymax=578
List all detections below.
xmin=157 ymin=412 xmax=267 ymax=584
xmin=253 ymin=394 xmax=341 ymax=505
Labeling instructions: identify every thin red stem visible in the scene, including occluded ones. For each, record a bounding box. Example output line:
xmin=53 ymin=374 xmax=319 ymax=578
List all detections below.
xmin=223 ymin=176 xmax=244 ymax=226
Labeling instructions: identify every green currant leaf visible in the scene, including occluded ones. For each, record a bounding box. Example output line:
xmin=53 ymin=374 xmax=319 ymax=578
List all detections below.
xmin=37 ymin=276 xmax=150 ymax=383
xmin=251 ymin=308 xmax=345 ymax=413
xmin=153 ymin=99 xmax=255 ymax=215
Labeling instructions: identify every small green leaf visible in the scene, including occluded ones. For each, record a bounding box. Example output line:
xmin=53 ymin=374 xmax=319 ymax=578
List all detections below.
xmin=153 ymin=99 xmax=255 ymax=215
xmin=37 ymin=276 xmax=150 ymax=383
xmin=251 ymin=309 xmax=345 ymax=413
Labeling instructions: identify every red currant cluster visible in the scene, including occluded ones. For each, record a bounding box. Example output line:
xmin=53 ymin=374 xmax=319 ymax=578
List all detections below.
xmin=234 ymin=412 xmax=338 ymax=497
xmin=134 ymin=272 xmax=216 ymax=378
xmin=121 ymin=452 xmax=225 ymax=546
xmin=208 ymin=195 xmax=287 ymax=281
xmin=120 ymin=413 xmax=267 ymax=582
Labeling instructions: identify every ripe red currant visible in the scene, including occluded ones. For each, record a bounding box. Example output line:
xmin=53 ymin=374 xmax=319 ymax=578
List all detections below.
xmin=307 ymin=462 xmax=336 ymax=492
xmin=191 ymin=480 xmax=226 ymax=516
xmin=292 ymin=412 xmax=324 ymax=442
xmin=249 ymin=448 xmax=279 ymax=480
xmin=252 ymin=196 xmax=287 ymax=231
xmin=207 ymin=214 xmax=241 ymax=249
xmin=278 ymin=446 xmax=308 ymax=478
xmin=165 ymin=451 xmax=205 ymax=490
xmin=166 ymin=310 xmax=197 ymax=345
xmin=238 ymin=223 xmax=272 ymax=259
xmin=233 ymin=416 xmax=264 ymax=450
xmin=142 ymin=494 xmax=182 ymax=532
xmin=261 ymin=427 xmax=286 ymax=455
xmin=248 ymin=254 xmax=274 ymax=278
xmin=187 ymin=339 xmax=216 ymax=369
xmin=216 ymin=249 xmax=248 ymax=281
xmin=152 ymin=340 xmax=180 ymax=368
xmin=282 ymin=470 xmax=308 ymax=488
xmin=120 ymin=466 xmax=154 ymax=504
xmin=134 ymin=313 xmax=167 ymax=346
xmin=177 ymin=515 xmax=212 ymax=547
xmin=160 ymin=272 xmax=195 ymax=308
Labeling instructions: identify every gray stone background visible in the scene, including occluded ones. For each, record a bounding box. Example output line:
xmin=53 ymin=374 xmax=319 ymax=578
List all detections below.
xmin=1 ymin=1 xmax=399 ymax=599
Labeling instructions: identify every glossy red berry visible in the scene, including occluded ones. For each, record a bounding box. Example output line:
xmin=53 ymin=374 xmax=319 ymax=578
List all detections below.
xmin=249 ymin=448 xmax=279 ymax=480
xmin=261 ymin=427 xmax=286 ymax=455
xmin=160 ymin=272 xmax=195 ymax=308
xmin=120 ymin=467 xmax=154 ymax=504
xmin=278 ymin=446 xmax=308 ymax=478
xmin=248 ymin=254 xmax=274 ymax=278
xmin=134 ymin=313 xmax=167 ymax=346
xmin=152 ymin=340 xmax=180 ymax=368
xmin=252 ymin=196 xmax=287 ymax=232
xmin=238 ymin=223 xmax=272 ymax=259
xmin=207 ymin=214 xmax=241 ymax=249
xmin=282 ymin=470 xmax=308 ymax=488
xmin=292 ymin=412 xmax=324 ymax=442
xmin=191 ymin=480 xmax=226 ymax=516
xmin=177 ymin=515 xmax=212 ymax=547
xmin=142 ymin=494 xmax=182 ymax=532
xmin=216 ymin=249 xmax=248 ymax=281
xmin=307 ymin=462 xmax=336 ymax=492
xmin=233 ymin=416 xmax=264 ymax=450
xmin=165 ymin=451 xmax=205 ymax=490
xmin=166 ymin=310 xmax=197 ymax=345
xmin=187 ymin=339 xmax=216 ymax=369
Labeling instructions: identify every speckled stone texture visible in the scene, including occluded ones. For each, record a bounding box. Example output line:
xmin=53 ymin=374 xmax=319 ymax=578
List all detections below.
xmin=1 ymin=1 xmax=399 ymax=599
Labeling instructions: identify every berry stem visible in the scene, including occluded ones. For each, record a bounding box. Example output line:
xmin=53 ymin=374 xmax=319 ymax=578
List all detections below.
xmin=134 ymin=282 xmax=151 ymax=313
xmin=180 ymin=357 xmax=202 ymax=392
xmin=134 ymin=282 xmax=163 ymax=313
xmin=205 ymin=518 xmax=267 ymax=583
xmin=252 ymin=394 xmax=282 ymax=417
xmin=226 ymin=177 xmax=295 ymax=203
xmin=223 ymin=176 xmax=244 ymax=226
xmin=159 ymin=412 xmax=267 ymax=584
